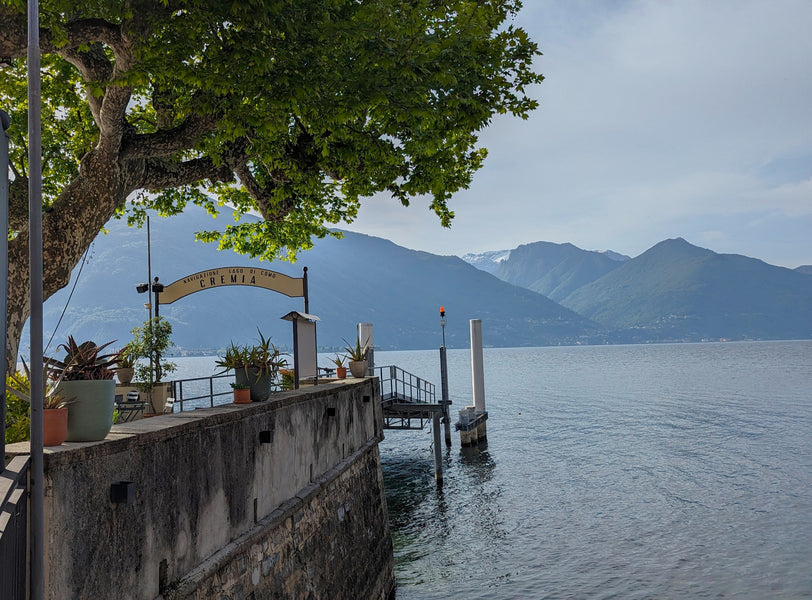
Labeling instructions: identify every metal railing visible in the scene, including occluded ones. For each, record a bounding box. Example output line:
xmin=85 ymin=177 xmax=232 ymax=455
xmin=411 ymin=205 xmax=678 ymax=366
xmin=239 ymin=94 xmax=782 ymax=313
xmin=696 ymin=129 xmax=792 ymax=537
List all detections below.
xmin=374 ymin=365 xmax=436 ymax=404
xmin=171 ymin=373 xmax=234 ymax=412
xmin=0 ymin=456 xmax=29 ymax=600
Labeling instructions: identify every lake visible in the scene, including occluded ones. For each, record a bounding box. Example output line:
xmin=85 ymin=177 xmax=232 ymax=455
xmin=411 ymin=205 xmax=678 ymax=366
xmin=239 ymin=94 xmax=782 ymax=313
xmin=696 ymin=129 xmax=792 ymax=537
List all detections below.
xmin=172 ymin=340 xmax=812 ymax=599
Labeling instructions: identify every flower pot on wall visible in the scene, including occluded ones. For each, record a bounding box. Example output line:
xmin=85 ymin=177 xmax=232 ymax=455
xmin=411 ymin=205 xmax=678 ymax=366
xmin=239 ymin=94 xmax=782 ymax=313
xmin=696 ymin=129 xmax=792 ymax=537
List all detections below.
xmin=59 ymin=380 xmax=116 ymax=442
xmin=116 ymin=368 xmax=134 ymax=385
xmin=236 ymin=368 xmax=273 ymax=402
xmin=43 ymin=407 xmax=69 ymax=446
xmin=336 ymin=366 xmax=347 ymax=379
xmin=348 ymin=360 xmax=366 ymax=378
xmin=233 ymin=388 xmax=251 ymax=404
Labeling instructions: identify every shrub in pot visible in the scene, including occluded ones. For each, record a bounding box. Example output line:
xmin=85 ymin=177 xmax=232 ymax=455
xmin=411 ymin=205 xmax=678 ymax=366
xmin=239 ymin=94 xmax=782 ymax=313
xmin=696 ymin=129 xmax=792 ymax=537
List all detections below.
xmin=115 ymin=343 xmax=137 ymax=384
xmin=127 ymin=317 xmax=177 ymax=413
xmin=231 ymin=382 xmax=251 ymax=404
xmin=6 ymin=359 xmax=75 ymax=446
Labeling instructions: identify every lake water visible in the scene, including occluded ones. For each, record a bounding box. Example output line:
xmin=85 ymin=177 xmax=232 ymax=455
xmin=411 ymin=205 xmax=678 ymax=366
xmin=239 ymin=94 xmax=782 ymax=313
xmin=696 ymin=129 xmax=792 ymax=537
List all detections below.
xmin=172 ymin=340 xmax=812 ymax=599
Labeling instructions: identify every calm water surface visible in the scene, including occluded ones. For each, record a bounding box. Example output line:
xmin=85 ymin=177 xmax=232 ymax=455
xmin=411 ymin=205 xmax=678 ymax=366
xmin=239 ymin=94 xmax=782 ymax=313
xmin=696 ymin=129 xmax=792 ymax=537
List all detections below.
xmin=377 ymin=341 xmax=812 ymax=599
xmin=173 ymin=341 xmax=811 ymax=599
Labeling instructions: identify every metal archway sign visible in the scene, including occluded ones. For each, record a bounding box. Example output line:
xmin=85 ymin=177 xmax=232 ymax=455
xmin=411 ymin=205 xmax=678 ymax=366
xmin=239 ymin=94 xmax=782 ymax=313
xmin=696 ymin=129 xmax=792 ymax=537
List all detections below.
xmin=158 ymin=266 xmax=309 ymax=312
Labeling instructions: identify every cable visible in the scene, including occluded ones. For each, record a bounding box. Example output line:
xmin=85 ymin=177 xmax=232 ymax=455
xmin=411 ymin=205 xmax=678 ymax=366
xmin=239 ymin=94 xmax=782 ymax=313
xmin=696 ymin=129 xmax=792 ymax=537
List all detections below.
xmin=44 ymin=242 xmax=93 ymax=355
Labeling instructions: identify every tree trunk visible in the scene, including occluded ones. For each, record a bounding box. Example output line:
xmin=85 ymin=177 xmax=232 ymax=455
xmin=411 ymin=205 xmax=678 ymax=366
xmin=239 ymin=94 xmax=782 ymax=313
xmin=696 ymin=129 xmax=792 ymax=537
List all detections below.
xmin=5 ymin=151 xmax=138 ymax=370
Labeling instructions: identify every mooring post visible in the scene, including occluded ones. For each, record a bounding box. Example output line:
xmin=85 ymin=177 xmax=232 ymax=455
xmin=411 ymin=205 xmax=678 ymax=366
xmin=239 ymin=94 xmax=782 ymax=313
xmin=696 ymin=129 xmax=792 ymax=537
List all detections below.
xmin=470 ymin=319 xmax=488 ymax=443
xmin=432 ymin=412 xmax=443 ymax=485
xmin=439 ymin=307 xmax=452 ymax=446
xmin=359 ymin=322 xmax=374 ymax=375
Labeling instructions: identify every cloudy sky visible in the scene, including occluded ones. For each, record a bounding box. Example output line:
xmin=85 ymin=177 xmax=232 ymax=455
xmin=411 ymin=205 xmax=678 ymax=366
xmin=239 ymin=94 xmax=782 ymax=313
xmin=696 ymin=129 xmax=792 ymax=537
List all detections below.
xmin=343 ymin=0 xmax=812 ymax=269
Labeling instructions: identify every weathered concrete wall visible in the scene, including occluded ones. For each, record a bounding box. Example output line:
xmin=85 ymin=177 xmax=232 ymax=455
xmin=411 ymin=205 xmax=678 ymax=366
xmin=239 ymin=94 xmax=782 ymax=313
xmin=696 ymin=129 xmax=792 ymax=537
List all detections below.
xmin=7 ymin=379 xmax=394 ymax=600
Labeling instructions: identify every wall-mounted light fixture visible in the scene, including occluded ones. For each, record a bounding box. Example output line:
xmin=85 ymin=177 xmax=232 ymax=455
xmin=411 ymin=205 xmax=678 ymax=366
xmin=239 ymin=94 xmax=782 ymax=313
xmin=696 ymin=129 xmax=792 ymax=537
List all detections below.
xmin=110 ymin=481 xmax=136 ymax=505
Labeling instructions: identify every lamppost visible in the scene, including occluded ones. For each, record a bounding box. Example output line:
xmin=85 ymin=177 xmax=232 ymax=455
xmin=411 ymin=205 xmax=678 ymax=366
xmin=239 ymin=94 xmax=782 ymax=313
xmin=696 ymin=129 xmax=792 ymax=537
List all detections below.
xmin=135 ymin=277 xmax=164 ymax=382
xmin=151 ymin=278 xmax=164 ymax=382
xmin=1 ymin=109 xmax=10 ymax=460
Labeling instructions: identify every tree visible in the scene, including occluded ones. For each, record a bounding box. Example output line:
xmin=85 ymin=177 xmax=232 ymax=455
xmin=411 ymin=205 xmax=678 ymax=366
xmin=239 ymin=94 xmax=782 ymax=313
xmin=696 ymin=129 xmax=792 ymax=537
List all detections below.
xmin=0 ymin=0 xmax=542 ymax=367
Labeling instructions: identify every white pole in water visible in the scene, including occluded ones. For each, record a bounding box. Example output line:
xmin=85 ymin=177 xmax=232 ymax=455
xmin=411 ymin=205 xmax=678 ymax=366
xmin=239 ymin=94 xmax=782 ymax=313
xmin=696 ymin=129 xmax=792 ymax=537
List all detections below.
xmin=470 ymin=319 xmax=486 ymax=413
xmin=358 ymin=322 xmax=374 ymax=375
xmin=469 ymin=319 xmax=488 ymax=443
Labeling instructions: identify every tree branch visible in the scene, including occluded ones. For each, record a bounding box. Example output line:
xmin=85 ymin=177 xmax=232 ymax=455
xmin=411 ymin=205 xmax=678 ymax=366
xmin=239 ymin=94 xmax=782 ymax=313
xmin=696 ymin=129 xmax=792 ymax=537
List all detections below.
xmin=141 ymin=156 xmax=233 ymax=190
xmin=0 ymin=10 xmax=124 ymax=60
xmin=120 ymin=114 xmax=220 ymax=159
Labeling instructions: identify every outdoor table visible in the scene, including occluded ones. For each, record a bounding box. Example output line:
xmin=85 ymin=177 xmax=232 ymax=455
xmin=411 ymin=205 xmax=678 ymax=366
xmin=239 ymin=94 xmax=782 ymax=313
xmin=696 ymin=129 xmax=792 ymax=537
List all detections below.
xmin=115 ymin=398 xmax=147 ymax=422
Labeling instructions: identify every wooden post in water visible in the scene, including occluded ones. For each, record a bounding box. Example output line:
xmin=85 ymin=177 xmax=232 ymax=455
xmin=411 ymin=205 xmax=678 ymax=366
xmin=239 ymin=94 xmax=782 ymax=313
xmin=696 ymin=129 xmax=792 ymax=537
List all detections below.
xmin=432 ymin=412 xmax=443 ymax=485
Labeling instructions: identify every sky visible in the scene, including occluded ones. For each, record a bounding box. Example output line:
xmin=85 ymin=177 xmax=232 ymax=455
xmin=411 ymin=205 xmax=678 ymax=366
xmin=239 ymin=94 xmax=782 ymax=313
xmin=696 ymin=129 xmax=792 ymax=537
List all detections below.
xmin=343 ymin=0 xmax=812 ymax=269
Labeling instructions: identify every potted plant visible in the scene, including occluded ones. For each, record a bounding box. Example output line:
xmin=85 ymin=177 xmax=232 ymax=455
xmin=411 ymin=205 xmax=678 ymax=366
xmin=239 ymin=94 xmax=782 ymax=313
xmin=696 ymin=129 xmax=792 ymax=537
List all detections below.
xmin=279 ymin=369 xmax=295 ymax=390
xmin=231 ymin=382 xmax=251 ymax=404
xmin=331 ymin=354 xmax=347 ymax=379
xmin=6 ymin=359 xmax=75 ymax=446
xmin=216 ymin=331 xmax=287 ymax=401
xmin=116 ymin=343 xmax=136 ymax=384
xmin=343 ymin=337 xmax=370 ymax=378
xmin=127 ymin=316 xmax=177 ymax=414
xmin=47 ymin=336 xmax=120 ymax=442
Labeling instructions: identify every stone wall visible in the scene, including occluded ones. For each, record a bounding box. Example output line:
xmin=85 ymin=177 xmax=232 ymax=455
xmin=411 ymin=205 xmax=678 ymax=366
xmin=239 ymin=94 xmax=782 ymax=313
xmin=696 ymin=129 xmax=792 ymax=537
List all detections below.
xmin=7 ymin=378 xmax=394 ymax=600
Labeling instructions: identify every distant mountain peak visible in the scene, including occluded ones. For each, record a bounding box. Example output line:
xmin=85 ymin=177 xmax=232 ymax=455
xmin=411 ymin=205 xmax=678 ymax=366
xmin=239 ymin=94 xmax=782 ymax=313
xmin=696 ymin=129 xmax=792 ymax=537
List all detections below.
xmin=599 ymin=250 xmax=631 ymax=262
xmin=459 ymin=249 xmax=511 ymax=274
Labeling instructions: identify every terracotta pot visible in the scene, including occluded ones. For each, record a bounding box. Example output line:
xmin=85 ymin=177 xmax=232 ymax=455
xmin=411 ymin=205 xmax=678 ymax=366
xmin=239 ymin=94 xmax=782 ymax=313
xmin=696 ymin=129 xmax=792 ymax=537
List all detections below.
xmin=233 ymin=388 xmax=251 ymax=404
xmin=43 ymin=407 xmax=69 ymax=446
xmin=336 ymin=366 xmax=347 ymax=379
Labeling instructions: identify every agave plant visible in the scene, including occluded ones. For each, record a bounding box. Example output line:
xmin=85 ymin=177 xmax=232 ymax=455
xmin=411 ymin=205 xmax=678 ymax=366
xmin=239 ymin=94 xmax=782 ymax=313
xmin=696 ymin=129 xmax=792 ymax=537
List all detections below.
xmin=342 ymin=337 xmax=370 ymax=362
xmin=47 ymin=336 xmax=120 ymax=381
xmin=216 ymin=331 xmax=288 ymax=381
xmin=6 ymin=358 xmax=75 ymax=409
xmin=249 ymin=331 xmax=288 ymax=378
xmin=215 ymin=341 xmax=252 ymax=376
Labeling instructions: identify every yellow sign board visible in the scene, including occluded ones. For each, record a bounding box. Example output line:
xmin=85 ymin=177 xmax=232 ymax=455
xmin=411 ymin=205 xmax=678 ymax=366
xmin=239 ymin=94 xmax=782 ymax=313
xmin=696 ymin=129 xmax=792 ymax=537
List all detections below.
xmin=159 ymin=267 xmax=305 ymax=305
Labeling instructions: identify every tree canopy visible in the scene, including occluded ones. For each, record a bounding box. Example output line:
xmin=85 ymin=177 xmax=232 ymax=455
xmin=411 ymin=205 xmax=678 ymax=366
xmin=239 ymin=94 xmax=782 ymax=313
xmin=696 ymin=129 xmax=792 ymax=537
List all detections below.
xmin=0 ymin=0 xmax=541 ymax=364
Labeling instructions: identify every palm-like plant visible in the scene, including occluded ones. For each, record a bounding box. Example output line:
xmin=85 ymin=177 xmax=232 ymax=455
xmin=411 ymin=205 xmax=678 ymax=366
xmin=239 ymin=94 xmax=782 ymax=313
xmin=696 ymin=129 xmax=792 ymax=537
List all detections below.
xmin=47 ymin=336 xmax=120 ymax=381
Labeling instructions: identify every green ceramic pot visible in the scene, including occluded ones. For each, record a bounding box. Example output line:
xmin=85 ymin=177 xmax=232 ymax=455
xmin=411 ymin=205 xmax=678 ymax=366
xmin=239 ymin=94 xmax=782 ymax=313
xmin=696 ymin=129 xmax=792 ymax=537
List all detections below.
xmin=59 ymin=380 xmax=116 ymax=442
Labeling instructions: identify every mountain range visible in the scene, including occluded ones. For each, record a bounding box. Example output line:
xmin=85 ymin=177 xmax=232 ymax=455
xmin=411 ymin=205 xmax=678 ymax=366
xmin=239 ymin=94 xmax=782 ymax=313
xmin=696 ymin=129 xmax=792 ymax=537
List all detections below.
xmin=23 ymin=207 xmax=812 ymax=357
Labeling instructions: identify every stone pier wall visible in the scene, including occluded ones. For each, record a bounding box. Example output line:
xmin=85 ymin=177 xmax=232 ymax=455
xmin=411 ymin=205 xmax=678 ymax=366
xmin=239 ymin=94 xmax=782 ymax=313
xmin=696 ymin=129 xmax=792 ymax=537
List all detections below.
xmin=7 ymin=378 xmax=394 ymax=600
